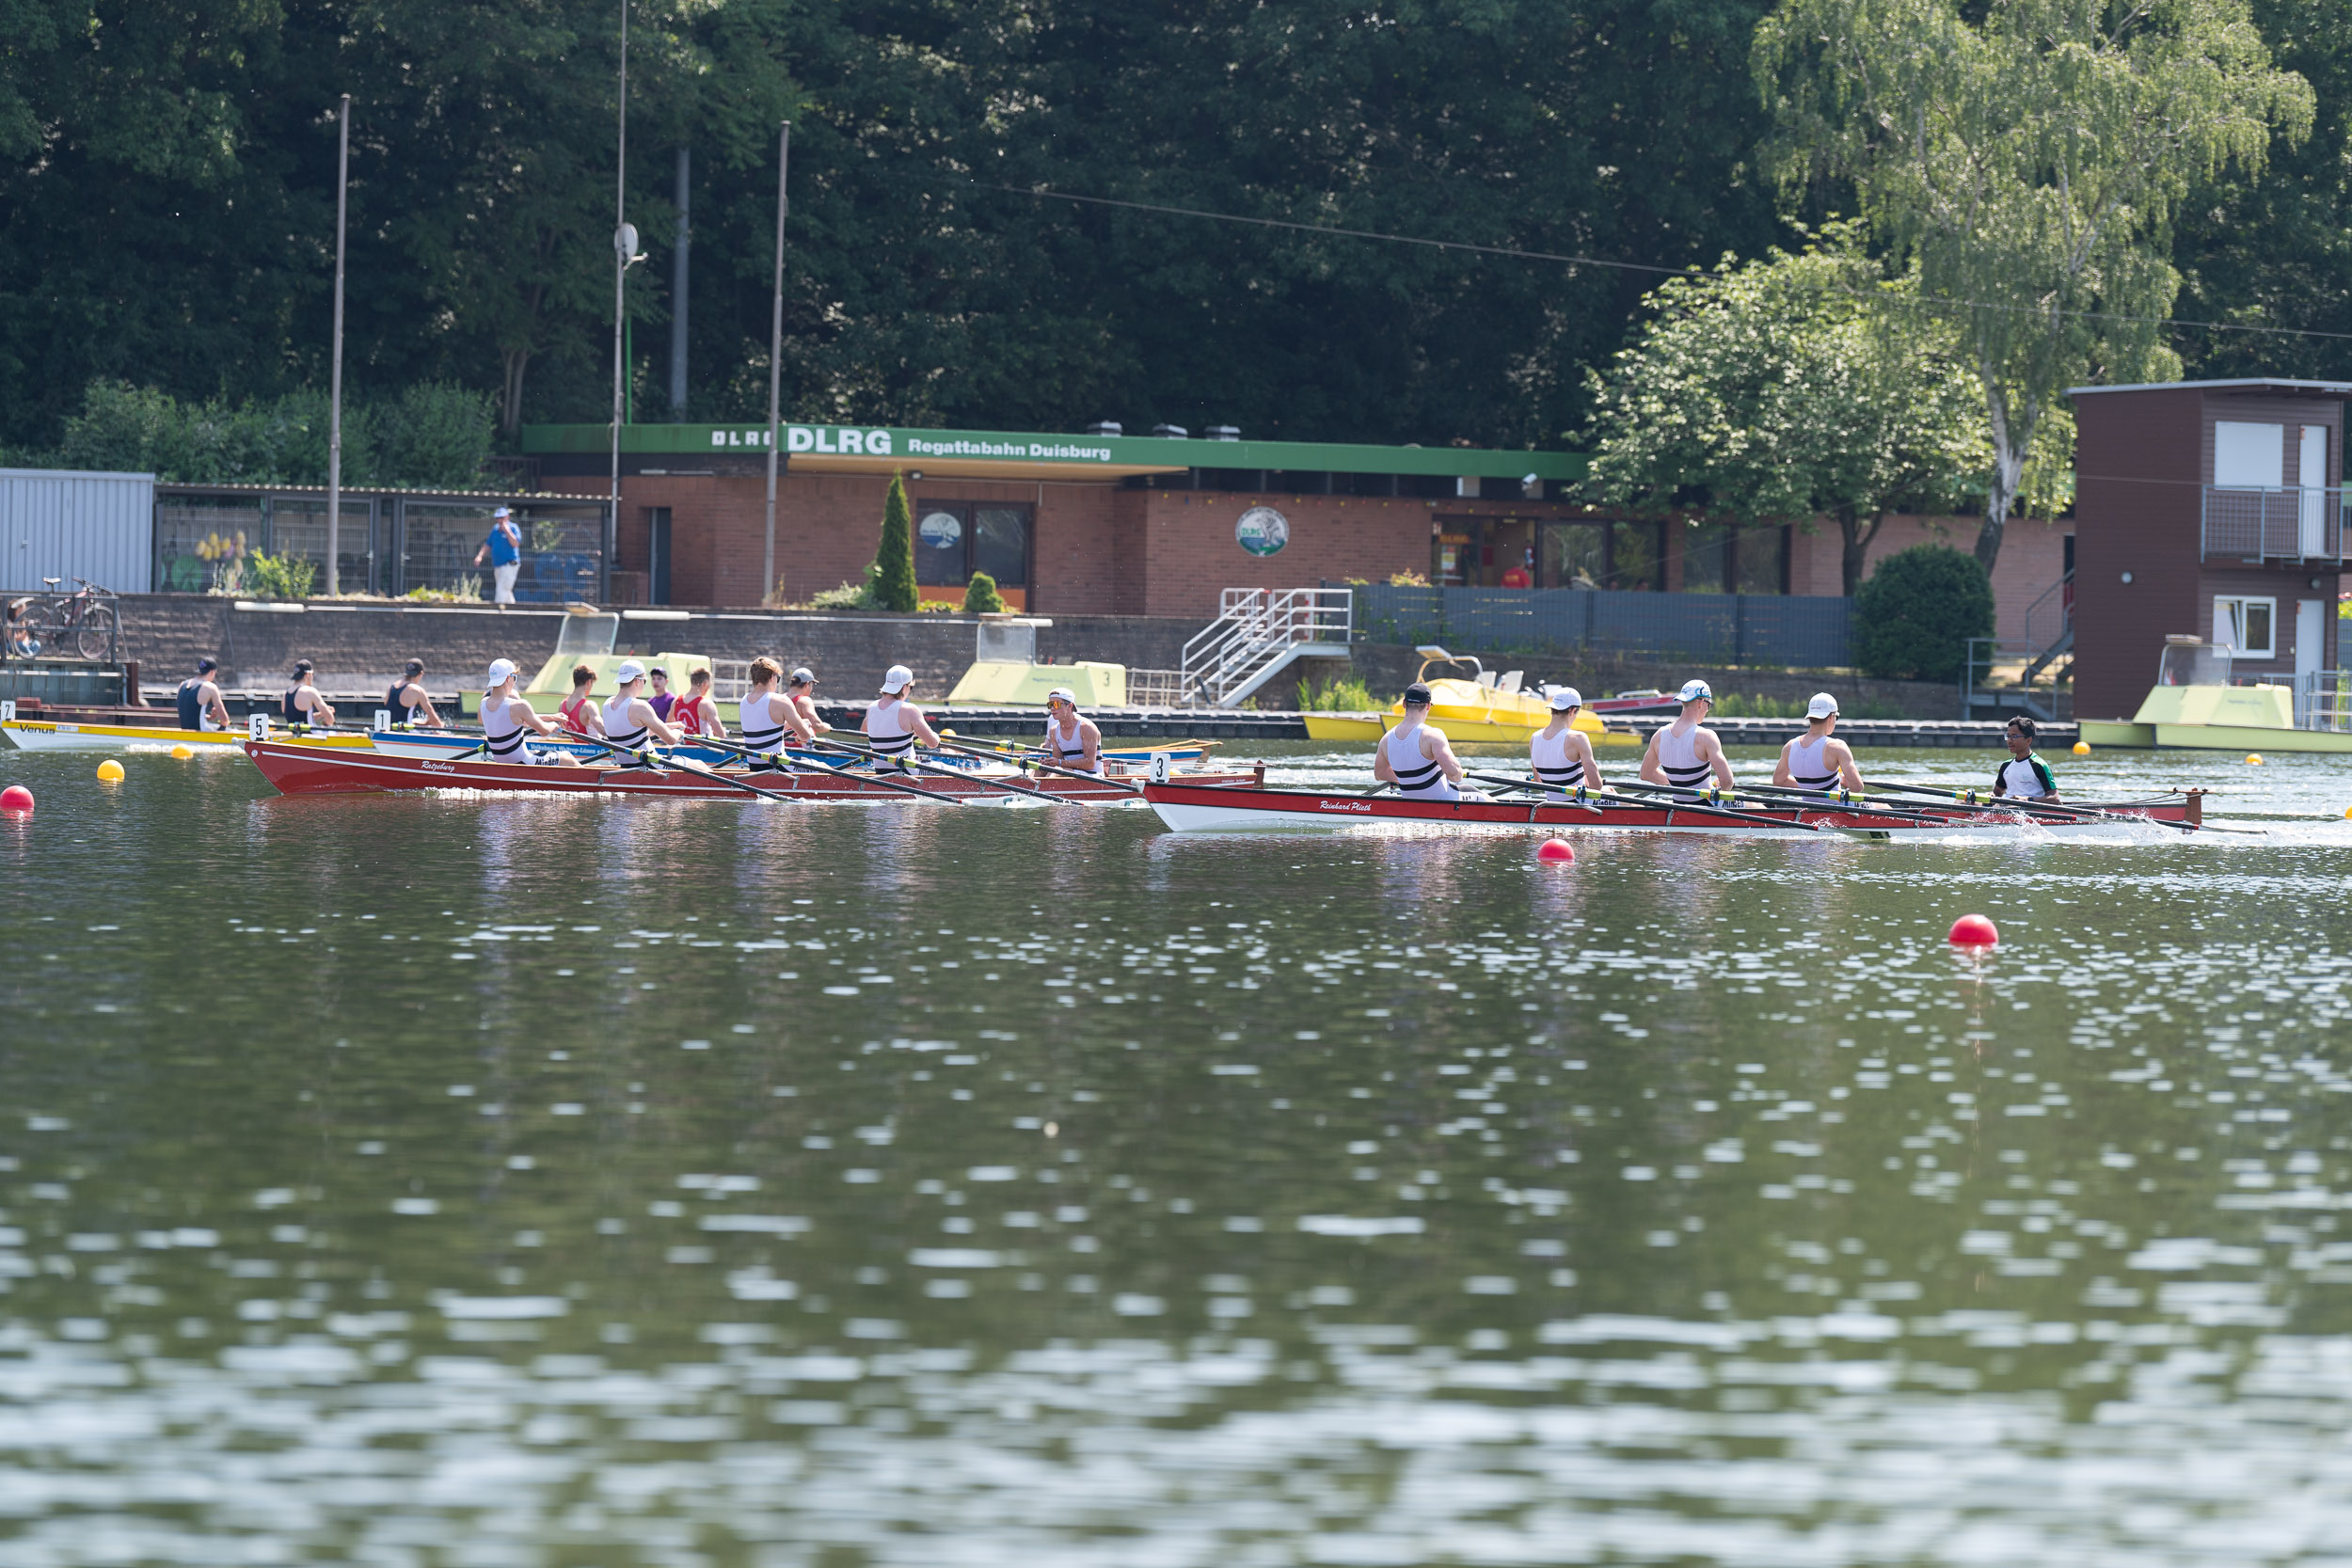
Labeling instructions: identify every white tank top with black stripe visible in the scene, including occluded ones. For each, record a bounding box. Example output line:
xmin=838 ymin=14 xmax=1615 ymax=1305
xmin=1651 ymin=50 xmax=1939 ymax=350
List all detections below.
xmin=1656 ymin=721 xmax=1714 ymax=789
xmin=1384 ymin=720 xmax=1457 ymax=800
xmin=1785 ymin=732 xmax=1840 ymax=792
xmin=1530 ymin=726 xmax=1592 ymax=797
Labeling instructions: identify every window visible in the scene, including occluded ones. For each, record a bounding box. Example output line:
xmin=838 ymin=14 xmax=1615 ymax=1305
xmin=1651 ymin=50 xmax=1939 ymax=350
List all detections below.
xmin=1737 ymin=525 xmax=1788 ymax=595
xmin=2213 ymin=594 xmax=2276 ymax=658
xmin=914 ymin=502 xmax=1029 ymax=591
xmin=1542 ymin=523 xmax=1606 ymax=588
xmin=1681 ymin=521 xmax=1732 ymax=594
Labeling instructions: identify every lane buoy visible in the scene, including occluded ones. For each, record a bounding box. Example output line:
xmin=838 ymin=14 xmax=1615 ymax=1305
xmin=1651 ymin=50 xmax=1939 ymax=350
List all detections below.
xmin=95 ymin=759 xmax=124 ymax=783
xmin=2072 ymin=740 xmax=2090 ymax=756
xmin=1535 ymin=837 xmax=1575 ymax=863
xmin=169 ymin=744 xmax=194 ymax=759
xmin=2247 ymin=753 xmax=2265 ymax=766
xmin=1948 ymin=913 xmax=1998 ymax=946
xmin=0 ymin=784 xmax=32 ymax=815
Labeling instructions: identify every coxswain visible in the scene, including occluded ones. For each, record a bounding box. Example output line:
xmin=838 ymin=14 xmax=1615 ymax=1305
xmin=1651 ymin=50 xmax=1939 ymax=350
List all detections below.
xmin=1773 ymin=692 xmax=1864 ymax=794
xmin=1992 ymin=715 xmax=2058 ymax=802
xmin=863 ymin=664 xmax=940 ymax=770
xmin=646 ymin=666 xmax=676 ymax=722
xmin=282 ymin=659 xmax=337 ymax=731
xmin=1530 ymin=686 xmax=1603 ymax=799
xmin=1041 ymin=688 xmax=1102 ymax=774
xmin=555 ymin=664 xmax=603 ymax=737
xmin=786 ymin=667 xmax=831 ymax=736
xmin=739 ymin=657 xmax=814 ymax=766
xmin=670 ymin=668 xmax=724 ymax=740
xmin=1640 ymin=678 xmax=1733 ymax=795
xmin=1375 ymin=682 xmax=1475 ymax=800
xmin=480 ymin=658 xmax=579 ymax=767
xmin=177 ymin=657 xmax=231 ymax=733
xmin=600 ymin=660 xmax=681 ymax=754
xmin=387 ymin=659 xmax=442 ymax=729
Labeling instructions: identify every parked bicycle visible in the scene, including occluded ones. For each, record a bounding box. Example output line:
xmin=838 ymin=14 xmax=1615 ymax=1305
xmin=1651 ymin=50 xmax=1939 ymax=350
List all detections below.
xmin=6 ymin=577 xmax=119 ymax=661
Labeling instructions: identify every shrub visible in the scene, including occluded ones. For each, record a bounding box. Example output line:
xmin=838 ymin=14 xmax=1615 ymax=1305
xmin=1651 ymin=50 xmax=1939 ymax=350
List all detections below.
xmin=809 ymin=564 xmax=882 ymax=610
xmin=1298 ymin=673 xmax=1376 ymax=711
xmin=872 ymin=474 xmax=918 ymax=612
xmin=51 ymin=377 xmax=496 ymax=487
xmin=962 ymin=571 xmax=1009 ymax=614
xmin=243 ymin=550 xmax=317 ymax=601
xmin=1852 ymin=545 xmax=1994 ymax=683
xmin=377 ymin=383 xmax=496 ymax=487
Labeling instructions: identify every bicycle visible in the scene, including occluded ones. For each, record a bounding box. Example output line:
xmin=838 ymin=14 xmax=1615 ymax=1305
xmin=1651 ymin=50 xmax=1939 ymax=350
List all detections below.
xmin=13 ymin=577 xmax=119 ymax=661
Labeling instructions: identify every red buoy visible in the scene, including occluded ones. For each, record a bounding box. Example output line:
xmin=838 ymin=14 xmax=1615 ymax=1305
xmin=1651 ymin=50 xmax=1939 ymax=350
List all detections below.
xmin=0 ymin=784 xmax=32 ymax=815
xmin=1535 ymin=837 xmax=1575 ymax=864
xmin=1948 ymin=913 xmax=1998 ymax=946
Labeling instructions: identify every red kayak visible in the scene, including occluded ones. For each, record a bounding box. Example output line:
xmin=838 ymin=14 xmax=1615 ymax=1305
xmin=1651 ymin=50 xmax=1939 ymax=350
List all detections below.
xmin=1143 ymin=780 xmax=2206 ymax=835
xmin=242 ymin=739 xmax=1258 ymax=801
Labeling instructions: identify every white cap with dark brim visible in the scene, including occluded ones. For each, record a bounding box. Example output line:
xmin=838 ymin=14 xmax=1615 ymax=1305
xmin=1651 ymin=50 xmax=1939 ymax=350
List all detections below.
xmin=1548 ymin=686 xmax=1583 ymax=711
xmin=1806 ymin=691 xmax=1839 ymax=719
xmin=881 ymin=664 xmax=914 ymax=694
xmin=485 ymin=657 xmax=517 ymax=691
xmin=614 ymin=659 xmax=646 ymax=685
xmin=789 ymin=667 xmax=817 ymax=685
xmin=1677 ymin=678 xmax=1713 ymax=704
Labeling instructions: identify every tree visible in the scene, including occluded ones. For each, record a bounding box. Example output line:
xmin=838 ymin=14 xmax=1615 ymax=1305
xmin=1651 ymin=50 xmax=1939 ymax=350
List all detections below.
xmin=1581 ymin=222 xmax=1993 ymax=594
xmin=1755 ymin=0 xmax=2314 ymax=574
xmin=1852 ymin=544 xmax=1994 ymax=682
xmin=873 ymin=473 xmax=917 ymax=613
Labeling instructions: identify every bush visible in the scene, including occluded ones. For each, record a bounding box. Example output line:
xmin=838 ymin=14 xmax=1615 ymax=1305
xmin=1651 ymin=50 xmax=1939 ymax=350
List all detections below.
xmin=872 ymin=474 xmax=918 ymax=612
xmin=50 ymin=377 xmax=494 ymax=487
xmin=243 ymin=550 xmax=317 ymax=601
xmin=961 ymin=571 xmax=1008 ymax=614
xmin=809 ymin=563 xmax=883 ymax=610
xmin=376 ymin=383 xmax=496 ymax=487
xmin=1852 ymin=545 xmax=1994 ymax=683
xmin=1298 ymin=673 xmax=1376 ymax=711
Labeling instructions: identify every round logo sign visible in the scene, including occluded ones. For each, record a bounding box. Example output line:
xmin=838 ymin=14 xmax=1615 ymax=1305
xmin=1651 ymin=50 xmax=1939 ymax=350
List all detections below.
xmin=1235 ymin=506 xmax=1290 ymax=557
xmin=917 ymin=511 xmax=962 ymax=550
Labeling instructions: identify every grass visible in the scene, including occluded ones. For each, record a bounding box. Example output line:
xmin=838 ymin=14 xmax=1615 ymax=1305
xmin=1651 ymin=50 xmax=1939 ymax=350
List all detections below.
xmin=1298 ymin=674 xmax=1377 ymax=711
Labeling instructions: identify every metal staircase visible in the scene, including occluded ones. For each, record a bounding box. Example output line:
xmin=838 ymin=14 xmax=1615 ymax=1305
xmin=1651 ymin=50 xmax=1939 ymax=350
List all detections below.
xmin=1179 ymin=588 xmax=1355 ymax=708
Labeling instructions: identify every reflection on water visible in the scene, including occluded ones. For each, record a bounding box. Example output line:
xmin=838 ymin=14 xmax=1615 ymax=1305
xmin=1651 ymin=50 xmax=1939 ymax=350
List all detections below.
xmin=0 ymin=747 xmax=2350 ymax=1564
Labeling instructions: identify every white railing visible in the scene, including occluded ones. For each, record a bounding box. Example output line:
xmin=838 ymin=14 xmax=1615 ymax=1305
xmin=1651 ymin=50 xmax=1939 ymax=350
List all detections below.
xmin=1179 ymin=588 xmax=1355 ymax=708
xmin=2202 ymin=486 xmax=2346 ymax=562
xmin=2296 ymin=669 xmax=2352 ymax=733
xmin=1124 ymin=668 xmax=1191 ymax=707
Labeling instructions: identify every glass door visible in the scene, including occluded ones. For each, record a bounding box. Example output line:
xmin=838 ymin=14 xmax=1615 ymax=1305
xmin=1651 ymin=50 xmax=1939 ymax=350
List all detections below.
xmin=914 ymin=502 xmax=1030 ymax=609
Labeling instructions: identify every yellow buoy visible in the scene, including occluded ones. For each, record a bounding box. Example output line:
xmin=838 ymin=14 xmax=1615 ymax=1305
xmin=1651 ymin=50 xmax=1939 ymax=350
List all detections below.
xmin=169 ymin=744 xmax=194 ymax=759
xmin=2072 ymin=740 xmax=2090 ymax=756
xmin=95 ymin=758 xmax=125 ymax=783
xmin=2247 ymin=753 xmax=2265 ymax=766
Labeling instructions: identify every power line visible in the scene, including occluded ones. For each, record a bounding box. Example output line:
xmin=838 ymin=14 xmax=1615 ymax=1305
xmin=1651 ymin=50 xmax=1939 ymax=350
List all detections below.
xmin=983 ymin=182 xmax=2352 ymax=347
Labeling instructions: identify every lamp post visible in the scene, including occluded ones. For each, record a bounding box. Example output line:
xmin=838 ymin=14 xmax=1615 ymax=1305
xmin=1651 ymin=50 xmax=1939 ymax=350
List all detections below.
xmin=326 ymin=93 xmax=350 ymax=596
xmin=608 ymin=0 xmax=643 ymax=590
xmin=763 ymin=122 xmax=790 ymax=606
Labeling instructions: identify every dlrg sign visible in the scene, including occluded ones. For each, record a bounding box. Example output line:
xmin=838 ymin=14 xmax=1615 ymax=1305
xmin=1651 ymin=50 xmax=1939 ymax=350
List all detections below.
xmin=709 ymin=426 xmax=895 ymax=454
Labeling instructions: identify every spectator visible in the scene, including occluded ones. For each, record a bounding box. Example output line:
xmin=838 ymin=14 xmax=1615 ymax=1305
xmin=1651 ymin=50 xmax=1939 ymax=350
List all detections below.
xmin=473 ymin=506 xmax=523 ymax=604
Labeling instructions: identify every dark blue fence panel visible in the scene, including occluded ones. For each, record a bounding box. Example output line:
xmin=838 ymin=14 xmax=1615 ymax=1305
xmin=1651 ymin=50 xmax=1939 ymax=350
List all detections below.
xmin=1346 ymin=585 xmax=1851 ymax=666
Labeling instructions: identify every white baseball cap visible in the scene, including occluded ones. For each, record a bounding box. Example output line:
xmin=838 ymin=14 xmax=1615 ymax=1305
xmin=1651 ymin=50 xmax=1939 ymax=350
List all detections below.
xmin=493 ymin=506 xmax=512 ymax=518
xmin=881 ymin=664 xmax=914 ymax=693
xmin=484 ymin=657 xmax=517 ymax=690
xmin=1677 ymin=679 xmax=1714 ymax=704
xmin=1548 ymin=686 xmax=1583 ymax=711
xmin=1047 ymin=687 xmax=1076 ymax=705
xmin=789 ymin=667 xmax=816 ymax=685
xmin=614 ymin=659 xmax=646 ymax=685
xmin=1806 ymin=691 xmax=1839 ymax=719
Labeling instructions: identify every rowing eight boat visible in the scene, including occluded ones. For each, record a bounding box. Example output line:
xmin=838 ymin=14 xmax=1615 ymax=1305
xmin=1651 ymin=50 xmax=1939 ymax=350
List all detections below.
xmin=1141 ymin=780 xmax=2206 ymax=835
xmin=2 ymin=720 xmax=373 ymax=753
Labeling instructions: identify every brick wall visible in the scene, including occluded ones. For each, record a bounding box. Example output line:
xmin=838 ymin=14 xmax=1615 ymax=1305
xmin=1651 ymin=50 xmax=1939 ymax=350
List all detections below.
xmin=1787 ymin=514 xmax=2073 ymax=645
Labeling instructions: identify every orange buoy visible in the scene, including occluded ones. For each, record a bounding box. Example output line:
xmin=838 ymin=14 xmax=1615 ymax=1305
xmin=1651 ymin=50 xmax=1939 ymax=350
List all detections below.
xmin=96 ymin=759 xmax=124 ymax=783
xmin=0 ymin=784 xmax=32 ymax=814
xmin=169 ymin=744 xmax=194 ymax=759
xmin=2246 ymin=753 xmax=2265 ymax=766
xmin=1535 ymin=837 xmax=1575 ymax=864
xmin=2071 ymin=740 xmax=2090 ymax=756
xmin=1948 ymin=913 xmax=1998 ymax=946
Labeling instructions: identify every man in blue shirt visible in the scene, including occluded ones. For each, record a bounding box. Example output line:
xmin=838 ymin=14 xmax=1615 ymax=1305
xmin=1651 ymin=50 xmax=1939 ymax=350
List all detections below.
xmin=474 ymin=505 xmax=523 ymax=603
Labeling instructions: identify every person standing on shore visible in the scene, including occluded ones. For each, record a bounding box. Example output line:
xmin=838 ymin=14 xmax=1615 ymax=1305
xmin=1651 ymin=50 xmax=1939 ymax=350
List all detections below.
xmin=1774 ymin=693 xmax=1865 ymax=794
xmin=556 ymin=664 xmax=603 ymax=737
xmin=473 ymin=506 xmax=523 ymax=605
xmin=282 ymin=660 xmax=337 ymax=731
xmin=177 ymin=657 xmax=231 ymax=733
xmin=787 ymin=667 xmax=830 ymax=737
xmin=1640 ymin=679 xmax=1732 ymax=795
xmin=387 ymin=660 xmax=442 ymax=729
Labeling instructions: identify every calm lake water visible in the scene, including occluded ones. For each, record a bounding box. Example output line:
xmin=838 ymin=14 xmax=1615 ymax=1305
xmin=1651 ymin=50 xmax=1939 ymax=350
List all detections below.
xmin=2 ymin=741 xmax=2350 ymax=1566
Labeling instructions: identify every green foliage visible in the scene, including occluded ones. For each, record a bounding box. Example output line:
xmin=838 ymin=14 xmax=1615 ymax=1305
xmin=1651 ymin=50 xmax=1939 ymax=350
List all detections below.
xmin=809 ymin=566 xmax=882 ymax=611
xmin=1756 ymin=0 xmax=2314 ymax=570
xmin=872 ymin=475 xmax=917 ymax=614
xmin=51 ymin=379 xmax=493 ymax=486
xmin=242 ymin=551 xmax=318 ymax=602
xmin=1298 ymin=673 xmax=1377 ymax=712
xmin=961 ymin=572 xmax=1009 ymax=614
xmin=376 ymin=384 xmax=497 ymax=487
xmin=1852 ymin=546 xmax=1994 ymax=683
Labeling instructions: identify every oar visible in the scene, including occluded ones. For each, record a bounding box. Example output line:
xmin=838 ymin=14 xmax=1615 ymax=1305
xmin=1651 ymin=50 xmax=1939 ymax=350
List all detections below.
xmin=1463 ymin=770 xmax=1605 ymax=816
xmin=1715 ymin=779 xmax=1953 ymax=825
xmin=670 ymin=730 xmax=990 ymax=806
xmin=554 ymin=728 xmax=798 ymax=804
xmin=809 ymin=734 xmax=1073 ymax=806
xmin=1867 ymin=778 xmax=2254 ymax=834
xmin=928 ymin=733 xmax=1143 ymax=794
xmin=1601 ymin=777 xmax=1884 ymax=839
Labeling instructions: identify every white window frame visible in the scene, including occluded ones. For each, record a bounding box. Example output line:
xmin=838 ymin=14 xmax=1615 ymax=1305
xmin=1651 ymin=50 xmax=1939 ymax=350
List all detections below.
xmin=2213 ymin=594 xmax=2278 ymax=659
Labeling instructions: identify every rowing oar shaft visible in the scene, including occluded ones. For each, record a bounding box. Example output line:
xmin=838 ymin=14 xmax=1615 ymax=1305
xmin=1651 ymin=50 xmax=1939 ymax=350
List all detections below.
xmin=927 ymin=734 xmax=1141 ymax=793
xmin=1463 ymin=771 xmax=1604 ymax=815
xmin=554 ymin=728 xmax=797 ymax=803
xmin=1865 ymin=778 xmax=2239 ymax=833
xmin=1600 ymin=777 xmax=1881 ymax=837
xmin=810 ymin=735 xmax=1071 ymax=805
xmin=673 ymin=731 xmax=974 ymax=805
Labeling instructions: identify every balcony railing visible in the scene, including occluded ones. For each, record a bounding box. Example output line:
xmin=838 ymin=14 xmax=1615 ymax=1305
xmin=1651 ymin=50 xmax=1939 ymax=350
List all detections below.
xmin=2201 ymin=485 xmax=2345 ymax=562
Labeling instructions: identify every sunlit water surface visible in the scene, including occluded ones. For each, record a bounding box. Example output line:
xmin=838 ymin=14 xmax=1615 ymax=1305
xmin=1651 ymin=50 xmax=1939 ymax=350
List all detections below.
xmin=2 ymin=742 xmax=2350 ymax=1565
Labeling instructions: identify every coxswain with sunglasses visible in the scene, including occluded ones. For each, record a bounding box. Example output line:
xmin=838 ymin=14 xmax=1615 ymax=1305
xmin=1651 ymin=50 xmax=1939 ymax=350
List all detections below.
xmin=1375 ymin=682 xmax=1477 ymax=800
xmin=1640 ymin=679 xmax=1734 ymax=797
xmin=1773 ymin=692 xmax=1865 ymax=795
xmin=1992 ymin=716 xmax=2059 ymax=802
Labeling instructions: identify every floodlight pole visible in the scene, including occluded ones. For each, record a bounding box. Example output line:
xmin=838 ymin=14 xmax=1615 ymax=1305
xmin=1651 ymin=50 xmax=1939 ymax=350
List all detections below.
xmin=762 ymin=121 xmax=790 ymax=606
xmin=609 ymin=0 xmax=629 ymax=578
xmin=326 ymin=93 xmax=350 ymax=596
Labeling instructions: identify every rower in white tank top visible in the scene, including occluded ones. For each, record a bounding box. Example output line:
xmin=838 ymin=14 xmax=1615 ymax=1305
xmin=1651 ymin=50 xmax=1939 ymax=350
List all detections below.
xmin=863 ymin=664 xmax=939 ymax=769
xmin=596 ymin=660 xmax=677 ymax=753
xmin=1642 ymin=679 xmax=1731 ymax=795
xmin=1382 ymin=719 xmax=1458 ymax=800
xmin=1529 ymin=686 xmax=1601 ymax=800
xmin=1042 ymin=688 xmax=1101 ymax=775
xmin=1774 ymin=692 xmax=1861 ymax=794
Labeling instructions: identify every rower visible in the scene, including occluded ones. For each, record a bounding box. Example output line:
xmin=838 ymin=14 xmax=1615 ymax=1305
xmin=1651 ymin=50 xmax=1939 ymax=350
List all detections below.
xmin=739 ymin=657 xmax=814 ymax=766
xmin=670 ymin=668 xmax=724 ymax=740
xmin=1773 ymin=692 xmax=1864 ymax=795
xmin=1375 ymin=682 xmax=1474 ymax=800
xmin=863 ymin=664 xmax=940 ymax=770
xmin=555 ymin=664 xmax=603 ymax=737
xmin=786 ymin=667 xmax=831 ymax=736
xmin=387 ymin=660 xmax=442 ymax=729
xmin=1041 ymin=687 xmax=1102 ymax=775
xmin=282 ymin=659 xmax=336 ymax=732
xmin=1530 ymin=686 xmax=1602 ymax=800
xmin=481 ymin=658 xmax=580 ymax=767
xmin=600 ymin=660 xmax=681 ymax=754
xmin=1992 ymin=715 xmax=2059 ymax=802
xmin=646 ymin=666 xmax=676 ymax=722
xmin=177 ymin=657 xmax=231 ymax=733
xmin=1639 ymin=678 xmax=1733 ymax=795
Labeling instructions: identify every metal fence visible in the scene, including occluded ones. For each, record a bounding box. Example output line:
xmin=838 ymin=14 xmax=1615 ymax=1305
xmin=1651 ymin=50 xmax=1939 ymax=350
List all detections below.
xmin=1346 ymin=584 xmax=1853 ymax=666
xmin=2201 ymin=485 xmax=2345 ymax=562
xmin=2 ymin=467 xmax=155 ymax=594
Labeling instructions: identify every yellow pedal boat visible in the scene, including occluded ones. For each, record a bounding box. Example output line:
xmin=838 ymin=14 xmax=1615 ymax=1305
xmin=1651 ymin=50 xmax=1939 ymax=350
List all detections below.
xmin=1302 ymin=650 xmax=1640 ymax=747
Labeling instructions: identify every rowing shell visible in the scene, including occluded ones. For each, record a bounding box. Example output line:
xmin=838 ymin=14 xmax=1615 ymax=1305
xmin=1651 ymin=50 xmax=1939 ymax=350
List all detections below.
xmin=366 ymin=728 xmax=1215 ymax=770
xmin=1142 ymin=781 xmax=2203 ymax=835
xmin=2 ymin=720 xmax=373 ymax=753
xmin=244 ymin=739 xmax=1257 ymax=801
